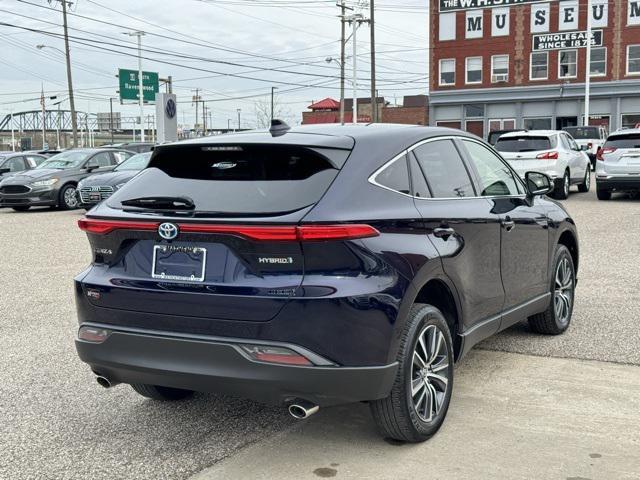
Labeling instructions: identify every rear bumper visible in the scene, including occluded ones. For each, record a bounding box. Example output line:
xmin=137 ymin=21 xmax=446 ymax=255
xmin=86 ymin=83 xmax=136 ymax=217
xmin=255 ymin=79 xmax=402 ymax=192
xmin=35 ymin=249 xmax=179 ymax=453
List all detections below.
xmin=75 ymin=324 xmax=398 ymax=406
xmin=596 ymin=176 xmax=640 ymax=191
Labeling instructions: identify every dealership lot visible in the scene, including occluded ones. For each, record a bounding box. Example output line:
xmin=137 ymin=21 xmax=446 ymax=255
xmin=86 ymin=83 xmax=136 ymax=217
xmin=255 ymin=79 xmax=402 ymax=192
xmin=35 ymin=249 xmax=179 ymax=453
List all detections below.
xmin=1 ymin=180 xmax=639 ymax=479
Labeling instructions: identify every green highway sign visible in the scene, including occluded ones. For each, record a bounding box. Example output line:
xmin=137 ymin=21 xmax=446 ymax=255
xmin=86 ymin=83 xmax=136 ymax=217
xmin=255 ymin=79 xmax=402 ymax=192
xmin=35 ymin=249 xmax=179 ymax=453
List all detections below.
xmin=118 ymin=68 xmax=159 ymax=103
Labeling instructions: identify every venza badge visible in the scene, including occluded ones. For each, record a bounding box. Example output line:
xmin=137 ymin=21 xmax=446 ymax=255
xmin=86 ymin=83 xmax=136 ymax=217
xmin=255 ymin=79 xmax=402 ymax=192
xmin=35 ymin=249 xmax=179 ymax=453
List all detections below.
xmin=158 ymin=222 xmax=179 ymax=240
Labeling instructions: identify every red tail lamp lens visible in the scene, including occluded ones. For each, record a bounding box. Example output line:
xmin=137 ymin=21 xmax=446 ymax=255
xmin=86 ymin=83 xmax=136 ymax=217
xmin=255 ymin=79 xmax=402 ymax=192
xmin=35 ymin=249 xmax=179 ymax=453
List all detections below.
xmin=536 ymin=151 xmax=559 ymax=160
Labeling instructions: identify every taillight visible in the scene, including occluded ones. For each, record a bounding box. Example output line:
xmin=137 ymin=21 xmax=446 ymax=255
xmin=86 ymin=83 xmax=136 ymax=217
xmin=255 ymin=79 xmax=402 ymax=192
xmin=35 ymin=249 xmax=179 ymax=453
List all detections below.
xmin=77 ymin=218 xmax=379 ymax=242
xmin=597 ymin=147 xmax=616 ymax=161
xmin=78 ymin=326 xmax=111 ymax=343
xmin=536 ymin=151 xmax=559 ymax=160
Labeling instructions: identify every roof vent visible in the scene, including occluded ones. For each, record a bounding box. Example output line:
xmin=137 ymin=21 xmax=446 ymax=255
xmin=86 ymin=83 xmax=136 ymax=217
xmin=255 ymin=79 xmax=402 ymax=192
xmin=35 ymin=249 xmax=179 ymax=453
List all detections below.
xmin=269 ymin=119 xmax=291 ymax=137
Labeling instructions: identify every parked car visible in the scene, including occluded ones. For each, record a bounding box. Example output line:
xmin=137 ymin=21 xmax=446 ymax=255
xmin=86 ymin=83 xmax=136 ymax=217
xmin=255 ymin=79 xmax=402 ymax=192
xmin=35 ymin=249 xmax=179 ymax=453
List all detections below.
xmin=487 ymin=129 xmax=525 ymax=146
xmin=74 ymin=123 xmax=579 ymax=442
xmin=0 ymin=148 xmax=134 ymax=211
xmin=77 ymin=152 xmax=152 ymax=210
xmin=494 ymin=130 xmax=591 ymax=199
xmin=100 ymin=142 xmax=154 ymax=154
xmin=595 ymin=128 xmax=640 ymax=200
xmin=0 ymin=152 xmax=46 ymax=181
xmin=562 ymin=125 xmax=607 ymax=171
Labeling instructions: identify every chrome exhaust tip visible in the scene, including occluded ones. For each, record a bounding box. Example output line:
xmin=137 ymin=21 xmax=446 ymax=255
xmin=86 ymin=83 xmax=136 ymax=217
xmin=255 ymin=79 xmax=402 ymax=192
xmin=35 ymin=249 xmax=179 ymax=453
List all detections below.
xmin=96 ymin=376 xmax=116 ymax=388
xmin=288 ymin=400 xmax=319 ymax=419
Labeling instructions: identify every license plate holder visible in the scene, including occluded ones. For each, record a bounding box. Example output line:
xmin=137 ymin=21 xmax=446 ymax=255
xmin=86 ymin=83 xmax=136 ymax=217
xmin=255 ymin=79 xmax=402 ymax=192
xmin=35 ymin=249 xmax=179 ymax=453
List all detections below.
xmin=151 ymin=245 xmax=207 ymax=282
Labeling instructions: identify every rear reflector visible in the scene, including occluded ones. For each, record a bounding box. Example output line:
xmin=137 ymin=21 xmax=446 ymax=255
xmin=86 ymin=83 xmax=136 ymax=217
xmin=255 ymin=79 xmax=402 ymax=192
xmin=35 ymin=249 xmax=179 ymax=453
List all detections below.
xmin=78 ymin=326 xmax=111 ymax=343
xmin=78 ymin=218 xmax=379 ymax=242
xmin=239 ymin=345 xmax=312 ymax=366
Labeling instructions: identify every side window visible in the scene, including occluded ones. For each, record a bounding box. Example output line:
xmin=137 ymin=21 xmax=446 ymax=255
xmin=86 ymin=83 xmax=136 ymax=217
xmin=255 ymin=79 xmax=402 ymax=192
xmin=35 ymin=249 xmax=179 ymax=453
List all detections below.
xmin=461 ymin=140 xmax=522 ymax=196
xmin=373 ymin=154 xmax=410 ymax=195
xmin=6 ymin=157 xmax=26 ymax=172
xmin=25 ymin=155 xmax=44 ymax=168
xmin=409 ymin=155 xmax=431 ymax=198
xmin=568 ymin=135 xmax=580 ymax=151
xmin=91 ymin=152 xmax=113 ymax=167
xmin=413 ymin=140 xmax=475 ymax=198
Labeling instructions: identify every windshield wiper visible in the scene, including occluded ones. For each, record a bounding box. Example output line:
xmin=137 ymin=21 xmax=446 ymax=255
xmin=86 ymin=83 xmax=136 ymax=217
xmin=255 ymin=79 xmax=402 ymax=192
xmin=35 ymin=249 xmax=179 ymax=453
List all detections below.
xmin=121 ymin=196 xmax=195 ymax=210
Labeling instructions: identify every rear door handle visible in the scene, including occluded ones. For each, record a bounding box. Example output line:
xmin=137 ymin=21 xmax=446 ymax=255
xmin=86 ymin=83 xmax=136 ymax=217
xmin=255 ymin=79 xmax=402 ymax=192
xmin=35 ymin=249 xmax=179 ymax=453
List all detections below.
xmin=502 ymin=219 xmax=515 ymax=232
xmin=433 ymin=227 xmax=456 ymax=239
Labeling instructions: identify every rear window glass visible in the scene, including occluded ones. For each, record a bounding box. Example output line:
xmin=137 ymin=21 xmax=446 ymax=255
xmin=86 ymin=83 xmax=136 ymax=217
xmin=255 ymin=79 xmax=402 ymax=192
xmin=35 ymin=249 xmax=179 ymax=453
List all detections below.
xmin=495 ymin=136 xmax=554 ymax=152
xmin=563 ymin=127 xmax=599 ymax=139
xmin=604 ymin=134 xmax=640 ymax=149
xmin=108 ymin=144 xmax=349 ymax=216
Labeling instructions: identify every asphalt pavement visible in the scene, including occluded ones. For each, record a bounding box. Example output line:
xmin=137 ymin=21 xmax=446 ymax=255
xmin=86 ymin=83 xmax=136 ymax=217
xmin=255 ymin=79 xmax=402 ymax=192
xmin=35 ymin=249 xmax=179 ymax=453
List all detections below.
xmin=0 ymin=176 xmax=638 ymax=479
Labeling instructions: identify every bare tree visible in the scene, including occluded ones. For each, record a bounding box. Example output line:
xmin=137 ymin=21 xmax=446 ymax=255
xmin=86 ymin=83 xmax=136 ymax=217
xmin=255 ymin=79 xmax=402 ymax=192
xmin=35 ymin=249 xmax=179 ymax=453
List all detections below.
xmin=254 ymin=94 xmax=293 ymax=128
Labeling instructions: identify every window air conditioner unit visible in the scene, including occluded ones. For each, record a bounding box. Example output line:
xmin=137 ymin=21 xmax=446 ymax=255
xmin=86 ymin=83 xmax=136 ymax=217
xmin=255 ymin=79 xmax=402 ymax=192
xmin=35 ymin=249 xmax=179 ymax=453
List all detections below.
xmin=492 ymin=74 xmax=508 ymax=83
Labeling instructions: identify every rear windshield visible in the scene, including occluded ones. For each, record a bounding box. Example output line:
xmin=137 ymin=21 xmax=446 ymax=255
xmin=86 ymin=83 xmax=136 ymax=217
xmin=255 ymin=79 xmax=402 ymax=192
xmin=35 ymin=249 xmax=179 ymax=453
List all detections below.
xmin=495 ymin=136 xmax=554 ymax=152
xmin=563 ymin=127 xmax=599 ymax=139
xmin=107 ymin=144 xmax=350 ymax=216
xmin=604 ymin=133 xmax=640 ymax=149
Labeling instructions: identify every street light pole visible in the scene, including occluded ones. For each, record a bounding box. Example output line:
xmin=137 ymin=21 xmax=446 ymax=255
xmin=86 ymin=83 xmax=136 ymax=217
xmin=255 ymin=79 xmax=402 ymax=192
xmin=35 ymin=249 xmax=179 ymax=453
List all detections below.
xmin=10 ymin=110 xmax=15 ymax=151
xmin=60 ymin=0 xmax=78 ymax=147
xmin=128 ymin=31 xmax=146 ymax=142
xmin=339 ymin=1 xmax=347 ymax=125
xmin=109 ymin=97 xmax=115 ymax=144
xmin=237 ymin=108 xmax=241 ymax=131
xmin=584 ymin=0 xmax=592 ymax=127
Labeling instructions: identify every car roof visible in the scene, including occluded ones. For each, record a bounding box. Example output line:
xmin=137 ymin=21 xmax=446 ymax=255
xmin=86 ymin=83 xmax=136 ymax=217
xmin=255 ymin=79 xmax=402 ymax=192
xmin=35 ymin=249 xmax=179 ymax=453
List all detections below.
xmin=172 ymin=123 xmax=476 ymax=149
xmin=610 ymin=128 xmax=640 ymax=136
xmin=499 ymin=130 xmax=558 ymax=139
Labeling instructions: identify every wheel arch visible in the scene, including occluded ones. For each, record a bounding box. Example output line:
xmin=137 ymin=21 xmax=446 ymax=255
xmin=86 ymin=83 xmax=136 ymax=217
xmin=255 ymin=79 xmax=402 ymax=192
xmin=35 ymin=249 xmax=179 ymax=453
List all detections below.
xmin=57 ymin=181 xmax=78 ymax=207
xmin=557 ymin=229 xmax=579 ymax=274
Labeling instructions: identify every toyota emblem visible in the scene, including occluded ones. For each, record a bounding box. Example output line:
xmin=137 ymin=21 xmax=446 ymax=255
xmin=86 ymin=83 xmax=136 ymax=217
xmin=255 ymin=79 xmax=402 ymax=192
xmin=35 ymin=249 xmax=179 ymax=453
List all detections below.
xmin=158 ymin=222 xmax=179 ymax=240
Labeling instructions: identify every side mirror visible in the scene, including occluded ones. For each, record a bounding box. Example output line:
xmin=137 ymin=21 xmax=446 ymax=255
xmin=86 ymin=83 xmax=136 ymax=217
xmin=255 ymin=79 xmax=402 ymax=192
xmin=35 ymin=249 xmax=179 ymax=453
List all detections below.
xmin=0 ymin=168 xmax=10 ymax=175
xmin=525 ymin=171 xmax=554 ymax=196
xmin=580 ymin=144 xmax=589 ymax=151
xmin=85 ymin=162 xmax=99 ymax=171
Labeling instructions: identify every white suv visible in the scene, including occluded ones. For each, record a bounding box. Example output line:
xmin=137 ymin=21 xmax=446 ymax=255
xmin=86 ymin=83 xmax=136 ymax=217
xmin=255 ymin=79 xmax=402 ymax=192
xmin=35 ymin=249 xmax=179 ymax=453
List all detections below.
xmin=563 ymin=125 xmax=607 ymax=171
xmin=494 ymin=130 xmax=591 ymax=199
xmin=596 ymin=128 xmax=640 ymax=200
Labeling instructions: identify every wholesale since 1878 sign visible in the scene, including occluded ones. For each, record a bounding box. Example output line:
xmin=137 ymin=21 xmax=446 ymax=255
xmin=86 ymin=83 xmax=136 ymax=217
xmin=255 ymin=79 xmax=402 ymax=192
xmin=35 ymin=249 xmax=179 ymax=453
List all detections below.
xmin=439 ymin=0 xmax=547 ymax=12
xmin=532 ymin=30 xmax=603 ymax=51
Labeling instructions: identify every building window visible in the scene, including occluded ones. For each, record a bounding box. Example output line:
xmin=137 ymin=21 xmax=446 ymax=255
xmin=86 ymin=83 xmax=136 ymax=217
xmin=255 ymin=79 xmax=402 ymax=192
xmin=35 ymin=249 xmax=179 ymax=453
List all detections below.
xmin=466 ymin=57 xmax=482 ymax=84
xmin=439 ymin=59 xmax=456 ymax=86
xmin=530 ymin=52 xmax=548 ymax=80
xmin=559 ymin=50 xmax=577 ymax=78
xmin=491 ymin=55 xmax=509 ymax=83
xmin=439 ymin=12 xmax=456 ymax=41
xmin=465 ymin=105 xmax=485 ymax=118
xmin=628 ymin=45 xmax=640 ymax=75
xmin=524 ymin=117 xmax=552 ymax=130
xmin=590 ymin=47 xmax=607 ymax=76
xmin=621 ymin=114 xmax=640 ymax=129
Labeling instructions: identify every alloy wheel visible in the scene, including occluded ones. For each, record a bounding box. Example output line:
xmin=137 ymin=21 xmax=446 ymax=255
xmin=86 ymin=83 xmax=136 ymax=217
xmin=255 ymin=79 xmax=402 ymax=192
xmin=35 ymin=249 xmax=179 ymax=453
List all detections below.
xmin=563 ymin=173 xmax=570 ymax=197
xmin=411 ymin=325 xmax=450 ymax=423
xmin=585 ymin=170 xmax=590 ymax=189
xmin=554 ymin=257 xmax=574 ymax=326
xmin=64 ymin=187 xmax=78 ymax=208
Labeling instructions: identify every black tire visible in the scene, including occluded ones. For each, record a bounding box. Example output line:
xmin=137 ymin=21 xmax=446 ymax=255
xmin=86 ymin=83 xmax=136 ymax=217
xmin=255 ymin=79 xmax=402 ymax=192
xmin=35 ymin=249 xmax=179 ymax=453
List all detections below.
xmin=370 ymin=304 xmax=454 ymax=443
xmin=596 ymin=187 xmax=611 ymax=200
xmin=528 ymin=245 xmax=575 ymax=335
xmin=12 ymin=206 xmax=31 ymax=212
xmin=577 ymin=167 xmax=590 ymax=193
xmin=131 ymin=384 xmax=194 ymax=401
xmin=58 ymin=184 xmax=79 ymax=210
xmin=552 ymin=170 xmax=570 ymax=200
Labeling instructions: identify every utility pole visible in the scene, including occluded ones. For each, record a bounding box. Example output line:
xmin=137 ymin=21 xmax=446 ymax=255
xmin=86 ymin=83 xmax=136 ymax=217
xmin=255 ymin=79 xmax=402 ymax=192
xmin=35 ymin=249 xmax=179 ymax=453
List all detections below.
xmin=109 ymin=97 xmax=114 ymax=144
xmin=59 ymin=0 xmax=78 ymax=147
xmin=10 ymin=110 xmax=15 ymax=151
xmin=339 ymin=1 xmax=348 ymax=125
xmin=127 ymin=31 xmax=146 ymax=142
xmin=203 ymin=105 xmax=207 ymax=135
xmin=370 ymin=0 xmax=377 ymax=123
xmin=192 ymin=88 xmax=201 ymax=135
xmin=227 ymin=118 xmax=231 ymax=132
xmin=40 ymin=85 xmax=46 ymax=149
xmin=347 ymin=13 xmax=367 ymax=124
xmin=237 ymin=108 xmax=241 ymax=130
xmin=270 ymin=86 xmax=278 ymax=122
xmin=584 ymin=0 xmax=592 ymax=127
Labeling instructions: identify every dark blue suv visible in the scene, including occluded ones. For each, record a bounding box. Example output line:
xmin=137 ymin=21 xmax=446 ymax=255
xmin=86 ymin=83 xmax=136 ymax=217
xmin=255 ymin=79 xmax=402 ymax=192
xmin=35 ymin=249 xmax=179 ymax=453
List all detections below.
xmin=74 ymin=123 xmax=578 ymax=442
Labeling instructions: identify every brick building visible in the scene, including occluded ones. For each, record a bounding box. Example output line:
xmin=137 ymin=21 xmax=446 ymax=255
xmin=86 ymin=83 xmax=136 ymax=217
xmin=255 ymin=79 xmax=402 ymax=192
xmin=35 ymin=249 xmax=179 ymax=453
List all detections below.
xmin=429 ymin=0 xmax=640 ymax=136
xmin=302 ymin=95 xmax=428 ymax=125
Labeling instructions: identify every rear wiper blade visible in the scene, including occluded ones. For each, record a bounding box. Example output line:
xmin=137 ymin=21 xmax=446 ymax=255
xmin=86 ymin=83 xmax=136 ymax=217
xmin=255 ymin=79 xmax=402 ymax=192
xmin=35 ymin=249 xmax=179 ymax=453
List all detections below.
xmin=121 ymin=196 xmax=195 ymax=210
